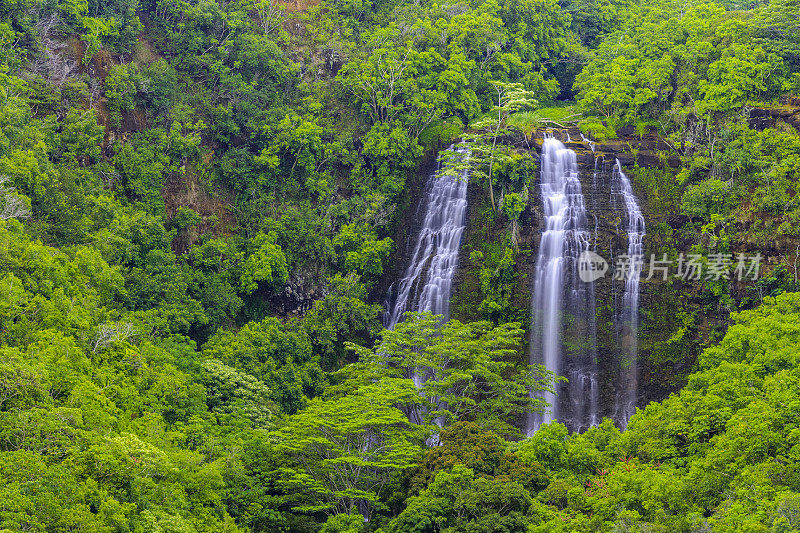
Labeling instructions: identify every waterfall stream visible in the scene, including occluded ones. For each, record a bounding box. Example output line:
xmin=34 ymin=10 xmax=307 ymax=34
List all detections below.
xmin=612 ymin=160 xmax=645 ymax=428
xmin=528 ymin=137 xmax=598 ymax=435
xmin=385 ymin=139 xmax=644 ymax=434
xmin=386 ymin=145 xmax=470 ymax=331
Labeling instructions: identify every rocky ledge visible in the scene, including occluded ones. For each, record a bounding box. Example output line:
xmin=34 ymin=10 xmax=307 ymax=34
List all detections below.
xmin=749 ymin=95 xmax=800 ymax=131
xmin=529 ymin=127 xmax=681 ymax=169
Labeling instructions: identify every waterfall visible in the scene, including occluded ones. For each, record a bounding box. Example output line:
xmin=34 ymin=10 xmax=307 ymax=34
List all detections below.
xmin=580 ymin=132 xmax=596 ymax=153
xmin=528 ymin=137 xmax=598 ymax=435
xmin=612 ymin=160 xmax=645 ymax=428
xmin=386 ymin=145 xmax=470 ymax=331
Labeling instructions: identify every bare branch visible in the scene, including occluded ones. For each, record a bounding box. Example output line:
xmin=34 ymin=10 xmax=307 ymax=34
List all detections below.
xmin=0 ymin=176 xmax=30 ymax=220
xmin=93 ymin=322 xmax=137 ymax=353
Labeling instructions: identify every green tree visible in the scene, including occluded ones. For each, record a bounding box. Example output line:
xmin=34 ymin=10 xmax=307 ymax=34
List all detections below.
xmin=466 ymin=82 xmax=536 ymax=211
xmin=203 ymin=316 xmax=322 ymax=414
xmin=272 ymin=380 xmax=426 ymax=519
xmin=201 ymin=359 xmax=272 ymax=427
xmin=346 ymin=312 xmax=553 ymax=436
xmin=303 ymin=273 xmax=383 ymax=370
xmin=337 ymin=25 xmax=445 ymax=137
xmin=388 ymin=464 xmax=534 ymax=533
xmin=239 ymin=231 xmax=289 ymax=295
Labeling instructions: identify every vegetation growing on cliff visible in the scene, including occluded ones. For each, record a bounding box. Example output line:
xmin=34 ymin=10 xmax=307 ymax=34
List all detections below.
xmin=1 ymin=0 xmax=800 ymax=529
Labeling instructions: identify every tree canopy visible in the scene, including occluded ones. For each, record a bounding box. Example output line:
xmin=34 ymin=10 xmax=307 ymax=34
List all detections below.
xmin=1 ymin=0 xmax=800 ymax=528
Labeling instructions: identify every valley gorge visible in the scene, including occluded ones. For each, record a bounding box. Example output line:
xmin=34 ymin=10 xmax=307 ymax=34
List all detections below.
xmin=5 ymin=0 xmax=800 ymax=527
xmin=390 ymin=129 xmax=666 ymax=434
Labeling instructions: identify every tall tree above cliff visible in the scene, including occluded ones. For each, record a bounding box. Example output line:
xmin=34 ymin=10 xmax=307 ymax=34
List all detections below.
xmin=466 ymin=82 xmax=536 ymax=212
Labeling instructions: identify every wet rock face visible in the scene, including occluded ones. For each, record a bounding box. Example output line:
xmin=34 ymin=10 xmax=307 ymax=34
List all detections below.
xmin=749 ymin=97 xmax=800 ymax=131
xmin=272 ymin=273 xmax=322 ymax=316
xmin=530 ymin=128 xmax=681 ymax=169
xmin=444 ymin=127 xmax=695 ymax=428
xmin=522 ymin=130 xmax=665 ymax=426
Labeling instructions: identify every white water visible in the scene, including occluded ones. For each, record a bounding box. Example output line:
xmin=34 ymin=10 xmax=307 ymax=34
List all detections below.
xmin=612 ymin=159 xmax=645 ymax=428
xmin=580 ymin=132 xmax=596 ymax=153
xmin=528 ymin=137 xmax=597 ymax=434
xmin=386 ymin=145 xmax=470 ymax=330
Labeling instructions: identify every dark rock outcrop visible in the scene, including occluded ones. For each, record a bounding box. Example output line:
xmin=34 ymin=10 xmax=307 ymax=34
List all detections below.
xmin=530 ymin=128 xmax=682 ymax=169
xmin=749 ymin=98 xmax=800 ymax=131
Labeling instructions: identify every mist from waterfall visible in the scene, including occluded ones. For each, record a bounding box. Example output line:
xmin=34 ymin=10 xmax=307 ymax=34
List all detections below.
xmin=528 ymin=136 xmax=598 ymax=435
xmin=385 ymin=145 xmax=470 ymax=332
xmin=612 ymin=159 xmax=645 ymax=428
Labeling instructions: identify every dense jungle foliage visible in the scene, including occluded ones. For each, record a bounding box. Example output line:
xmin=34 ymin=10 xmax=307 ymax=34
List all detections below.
xmin=1 ymin=0 xmax=800 ymax=529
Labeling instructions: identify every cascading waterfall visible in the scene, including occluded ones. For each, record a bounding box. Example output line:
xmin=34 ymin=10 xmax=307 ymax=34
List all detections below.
xmin=528 ymin=136 xmax=598 ymax=435
xmin=384 ymin=145 xmax=469 ymax=435
xmin=580 ymin=132 xmax=595 ymax=154
xmin=383 ymin=137 xmax=643 ymax=434
xmin=612 ymin=159 xmax=645 ymax=428
xmin=386 ymin=145 xmax=470 ymax=331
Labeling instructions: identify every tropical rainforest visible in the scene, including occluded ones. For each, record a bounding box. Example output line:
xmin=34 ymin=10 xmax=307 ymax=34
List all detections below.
xmin=0 ymin=0 xmax=800 ymax=529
